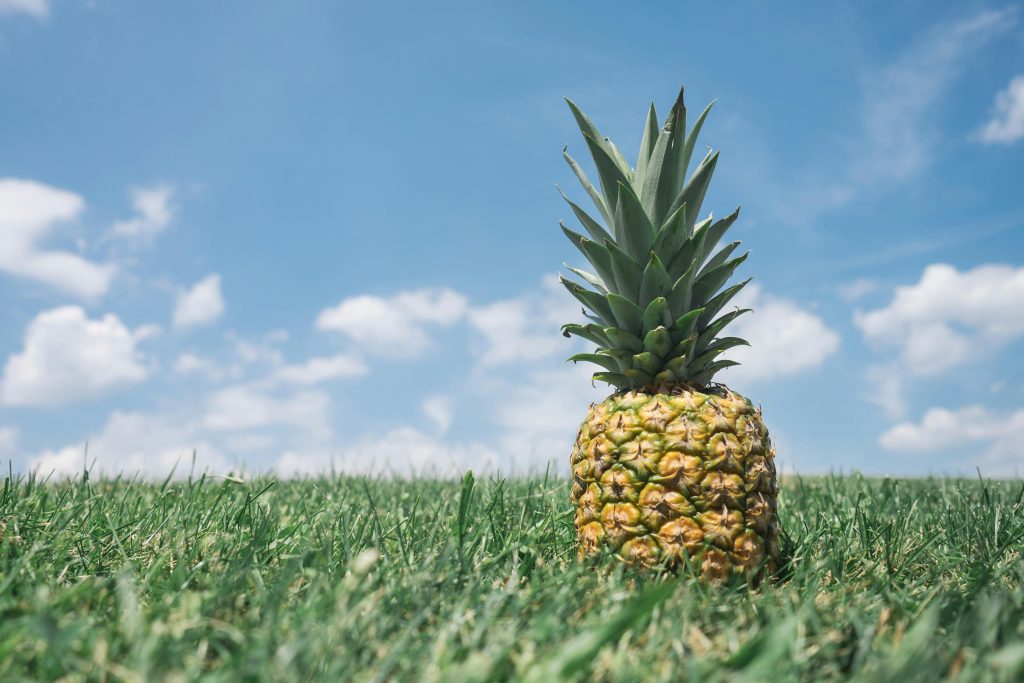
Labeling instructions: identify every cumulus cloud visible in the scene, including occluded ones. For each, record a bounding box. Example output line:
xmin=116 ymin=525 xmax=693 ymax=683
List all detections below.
xmin=29 ymin=411 xmax=228 ymax=479
xmin=274 ymin=427 xmax=500 ymax=478
xmin=468 ymin=274 xmax=578 ymax=367
xmin=0 ymin=0 xmax=48 ymax=19
xmin=879 ymin=405 xmax=1024 ymax=474
xmin=110 ymin=184 xmax=175 ymax=240
xmin=273 ymin=354 xmax=367 ymax=385
xmin=855 ymin=263 xmax=1024 ymax=376
xmin=976 ymin=75 xmax=1024 ymax=145
xmin=422 ymin=395 xmax=453 ymax=435
xmin=174 ymin=274 xmax=225 ymax=329
xmin=722 ymin=284 xmax=840 ymax=384
xmin=316 ymin=288 xmax=466 ymax=357
xmin=1 ymin=307 xmax=151 ymax=407
xmin=0 ymin=179 xmax=115 ymax=299
xmin=203 ymin=384 xmax=332 ymax=439
xmin=0 ymin=426 xmax=17 ymax=456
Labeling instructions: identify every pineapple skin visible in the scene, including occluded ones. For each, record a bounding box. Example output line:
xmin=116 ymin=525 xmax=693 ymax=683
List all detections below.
xmin=570 ymin=385 xmax=780 ymax=583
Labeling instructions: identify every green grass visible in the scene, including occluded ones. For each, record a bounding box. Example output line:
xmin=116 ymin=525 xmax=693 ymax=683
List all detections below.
xmin=2 ymin=470 xmax=1024 ymax=682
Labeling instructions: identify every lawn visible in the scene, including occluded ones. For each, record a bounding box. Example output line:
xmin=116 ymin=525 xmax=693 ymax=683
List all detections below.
xmin=1 ymin=470 xmax=1023 ymax=681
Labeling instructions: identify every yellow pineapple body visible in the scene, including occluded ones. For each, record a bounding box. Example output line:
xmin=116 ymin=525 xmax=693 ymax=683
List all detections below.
xmin=571 ymin=385 xmax=779 ymax=583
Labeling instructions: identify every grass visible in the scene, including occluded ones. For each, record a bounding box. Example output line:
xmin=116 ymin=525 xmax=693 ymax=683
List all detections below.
xmin=2 ymin=470 xmax=1024 ymax=682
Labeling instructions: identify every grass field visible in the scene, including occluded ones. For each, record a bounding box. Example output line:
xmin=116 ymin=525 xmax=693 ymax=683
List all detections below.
xmin=2 ymin=471 xmax=1024 ymax=682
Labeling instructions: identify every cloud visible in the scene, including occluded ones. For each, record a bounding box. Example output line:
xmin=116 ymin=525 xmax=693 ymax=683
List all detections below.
xmin=422 ymin=395 xmax=453 ymax=435
xmin=110 ymin=184 xmax=175 ymax=240
xmin=839 ymin=278 xmax=879 ymax=302
xmin=202 ymin=384 xmax=332 ymax=439
xmin=273 ymin=354 xmax=367 ymax=385
xmin=316 ymin=288 xmax=466 ymax=357
xmin=29 ymin=411 xmax=228 ymax=479
xmin=174 ymin=274 xmax=225 ymax=329
xmin=855 ymin=263 xmax=1024 ymax=376
xmin=0 ymin=426 xmax=16 ymax=456
xmin=274 ymin=427 xmax=500 ymax=477
xmin=852 ymin=8 xmax=1016 ymax=184
xmin=723 ymin=284 xmax=840 ymax=383
xmin=1 ymin=306 xmax=151 ymax=407
xmin=0 ymin=0 xmax=48 ymax=19
xmin=468 ymin=274 xmax=578 ymax=367
xmin=976 ymin=75 xmax=1024 ymax=145
xmin=879 ymin=405 xmax=1024 ymax=474
xmin=0 ymin=179 xmax=115 ymax=299
xmin=863 ymin=364 xmax=908 ymax=419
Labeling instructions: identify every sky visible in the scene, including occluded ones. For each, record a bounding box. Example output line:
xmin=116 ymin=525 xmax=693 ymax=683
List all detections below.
xmin=1 ymin=0 xmax=1023 ymax=479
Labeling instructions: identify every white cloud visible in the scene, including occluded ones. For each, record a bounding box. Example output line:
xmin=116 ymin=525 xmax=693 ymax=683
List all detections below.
xmin=0 ymin=179 xmax=115 ymax=299
xmin=855 ymin=263 xmax=1024 ymax=376
xmin=203 ymin=384 xmax=332 ymax=439
xmin=853 ymin=8 xmax=1016 ymax=185
xmin=174 ymin=352 xmax=208 ymax=375
xmin=316 ymin=288 xmax=466 ymax=357
xmin=879 ymin=405 xmax=1024 ymax=474
xmin=174 ymin=274 xmax=225 ymax=329
xmin=274 ymin=427 xmax=500 ymax=477
xmin=0 ymin=0 xmax=48 ymax=19
xmin=864 ymin=364 xmax=908 ymax=419
xmin=273 ymin=354 xmax=367 ymax=385
xmin=0 ymin=426 xmax=17 ymax=456
xmin=723 ymin=284 xmax=840 ymax=383
xmin=1 ymin=306 xmax=150 ymax=407
xmin=29 ymin=411 xmax=228 ymax=479
xmin=111 ymin=184 xmax=175 ymax=240
xmin=977 ymin=75 xmax=1024 ymax=145
xmin=422 ymin=395 xmax=453 ymax=435
xmin=839 ymin=277 xmax=878 ymax=302
xmin=468 ymin=274 xmax=577 ymax=367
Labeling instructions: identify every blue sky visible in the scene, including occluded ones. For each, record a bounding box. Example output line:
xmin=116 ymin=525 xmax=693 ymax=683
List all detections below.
xmin=1 ymin=0 xmax=1023 ymax=478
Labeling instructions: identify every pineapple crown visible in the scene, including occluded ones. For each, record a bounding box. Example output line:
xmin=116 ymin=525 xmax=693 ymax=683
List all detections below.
xmin=559 ymin=86 xmax=751 ymax=390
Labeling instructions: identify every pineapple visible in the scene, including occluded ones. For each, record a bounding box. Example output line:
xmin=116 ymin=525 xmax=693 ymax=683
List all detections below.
xmin=560 ymin=87 xmax=779 ymax=583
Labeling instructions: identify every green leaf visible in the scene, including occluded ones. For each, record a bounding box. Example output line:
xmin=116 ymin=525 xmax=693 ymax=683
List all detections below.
xmin=690 ymin=360 xmax=740 ymax=386
xmin=557 ymin=185 xmax=613 ymax=244
xmin=696 ymin=208 xmax=741 ymax=265
xmin=565 ymin=98 xmax=632 ymax=178
xmin=668 ymin=308 xmax=703 ymax=343
xmin=641 ymin=296 xmax=670 ymax=335
xmin=592 ymin=371 xmax=631 ymax=389
xmin=664 ymin=150 xmax=719 ymax=232
xmin=668 ymin=334 xmax=697 ymax=361
xmin=680 ymin=100 xmax=714 ymax=184
xmin=652 ymin=202 xmax=688 ymax=261
xmin=666 ymin=217 xmax=711 ymax=281
xmin=623 ymin=367 xmax=654 ymax=386
xmin=694 ymin=335 xmax=749 ymax=358
xmin=563 ymin=148 xmax=611 ymax=225
xmin=559 ymin=276 xmax=615 ymax=325
xmin=634 ymin=103 xmax=659 ymax=186
xmin=602 ymin=326 xmax=644 ymax=353
xmin=583 ymin=134 xmax=632 ymax=212
xmin=698 ymin=308 xmax=752 ymax=344
xmin=653 ymin=87 xmax=688 ymax=227
xmin=639 ymin=251 xmax=672 ymax=303
xmin=564 ymin=265 xmax=608 ymax=294
xmin=561 ymin=323 xmax=612 ymax=347
xmin=666 ymin=261 xmax=697 ymax=321
xmin=605 ymin=239 xmax=643 ymax=301
xmin=568 ymin=353 xmax=620 ymax=373
xmin=561 ymin=223 xmax=618 ymax=291
xmin=692 ymin=253 xmax=749 ymax=307
xmin=698 ymin=241 xmax=741 ymax=279
xmin=639 ymin=127 xmax=672 ymax=222
xmin=607 ymin=292 xmax=643 ymax=334
xmin=631 ymin=351 xmax=662 ymax=375
xmin=697 ymin=279 xmax=750 ymax=329
xmin=613 ymin=183 xmax=657 ymax=262
xmin=642 ymin=326 xmax=672 ymax=357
